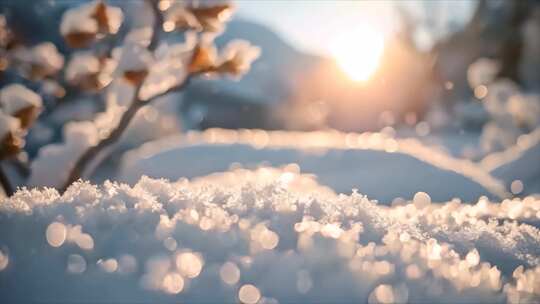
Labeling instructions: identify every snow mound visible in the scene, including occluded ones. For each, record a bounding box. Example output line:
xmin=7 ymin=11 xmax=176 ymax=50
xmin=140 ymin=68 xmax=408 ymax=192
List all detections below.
xmin=120 ymin=129 xmax=508 ymax=203
xmin=1 ymin=169 xmax=539 ymax=303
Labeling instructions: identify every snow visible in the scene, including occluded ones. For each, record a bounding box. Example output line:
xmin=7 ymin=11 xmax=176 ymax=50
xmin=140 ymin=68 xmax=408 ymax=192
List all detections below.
xmin=1 ymin=4 xmax=538 ymax=303
xmin=0 ymin=84 xmax=42 ymax=116
xmin=0 ymin=170 xmax=539 ymax=303
xmin=119 ymin=128 xmax=508 ymax=203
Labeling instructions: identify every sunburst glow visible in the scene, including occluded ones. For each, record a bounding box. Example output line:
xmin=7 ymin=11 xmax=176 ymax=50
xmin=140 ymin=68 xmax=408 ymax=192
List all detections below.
xmin=331 ymin=24 xmax=385 ymax=82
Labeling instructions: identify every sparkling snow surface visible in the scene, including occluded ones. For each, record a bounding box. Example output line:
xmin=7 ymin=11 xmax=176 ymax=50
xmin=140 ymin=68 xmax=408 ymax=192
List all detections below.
xmin=0 ymin=169 xmax=539 ymax=303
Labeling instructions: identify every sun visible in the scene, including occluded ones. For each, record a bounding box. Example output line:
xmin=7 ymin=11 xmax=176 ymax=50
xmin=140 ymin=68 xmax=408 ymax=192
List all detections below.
xmin=331 ymin=24 xmax=385 ymax=82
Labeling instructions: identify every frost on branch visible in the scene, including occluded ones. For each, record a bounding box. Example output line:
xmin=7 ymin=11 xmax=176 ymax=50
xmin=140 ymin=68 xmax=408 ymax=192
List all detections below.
xmin=186 ymin=35 xmax=260 ymax=78
xmin=12 ymin=42 xmax=64 ymax=80
xmin=216 ymin=39 xmax=261 ymax=77
xmin=164 ymin=1 xmax=234 ymax=33
xmin=138 ymin=37 xmax=195 ymax=100
xmin=187 ymin=35 xmax=218 ymax=74
xmin=0 ymin=110 xmax=22 ymax=159
xmin=137 ymin=34 xmax=260 ymax=100
xmin=65 ymin=52 xmax=115 ymax=91
xmin=0 ymin=84 xmax=42 ymax=129
xmin=60 ymin=1 xmax=123 ymax=48
xmin=0 ymin=169 xmax=540 ymax=302
xmin=113 ymin=43 xmax=153 ymax=86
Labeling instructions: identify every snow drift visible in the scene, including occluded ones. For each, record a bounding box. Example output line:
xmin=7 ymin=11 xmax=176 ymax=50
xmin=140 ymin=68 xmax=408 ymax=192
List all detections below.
xmin=120 ymin=128 xmax=508 ymax=203
xmin=1 ymin=167 xmax=539 ymax=303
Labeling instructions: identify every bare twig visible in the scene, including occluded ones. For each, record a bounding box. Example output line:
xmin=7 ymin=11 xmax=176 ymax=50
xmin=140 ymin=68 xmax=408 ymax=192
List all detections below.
xmin=0 ymin=163 xmax=14 ymax=196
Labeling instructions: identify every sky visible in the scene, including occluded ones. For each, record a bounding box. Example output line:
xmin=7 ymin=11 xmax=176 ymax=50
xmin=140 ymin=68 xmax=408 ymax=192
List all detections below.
xmin=236 ymin=0 xmax=477 ymax=56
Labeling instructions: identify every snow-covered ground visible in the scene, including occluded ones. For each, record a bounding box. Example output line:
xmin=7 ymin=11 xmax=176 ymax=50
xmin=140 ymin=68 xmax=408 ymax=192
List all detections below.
xmin=119 ymin=128 xmax=513 ymax=204
xmin=0 ymin=168 xmax=539 ymax=303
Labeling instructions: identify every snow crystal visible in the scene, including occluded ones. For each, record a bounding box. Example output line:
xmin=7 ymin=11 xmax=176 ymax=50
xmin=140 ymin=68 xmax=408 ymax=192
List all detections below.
xmin=1 ymin=169 xmax=539 ymax=302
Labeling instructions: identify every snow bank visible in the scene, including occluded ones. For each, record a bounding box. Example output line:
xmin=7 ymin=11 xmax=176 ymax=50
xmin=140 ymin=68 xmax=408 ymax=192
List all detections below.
xmin=0 ymin=168 xmax=539 ymax=303
xmin=482 ymin=128 xmax=540 ymax=195
xmin=120 ymin=129 xmax=508 ymax=203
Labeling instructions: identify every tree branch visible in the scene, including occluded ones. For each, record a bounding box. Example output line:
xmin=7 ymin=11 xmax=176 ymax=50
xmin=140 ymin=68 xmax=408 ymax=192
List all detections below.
xmin=0 ymin=163 xmax=14 ymax=196
xmin=60 ymin=0 xmax=195 ymax=192
xmin=148 ymin=0 xmax=164 ymax=51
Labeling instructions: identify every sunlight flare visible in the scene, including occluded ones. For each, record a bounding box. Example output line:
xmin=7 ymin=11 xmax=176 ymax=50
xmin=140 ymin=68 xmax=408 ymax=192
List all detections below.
xmin=331 ymin=24 xmax=385 ymax=81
